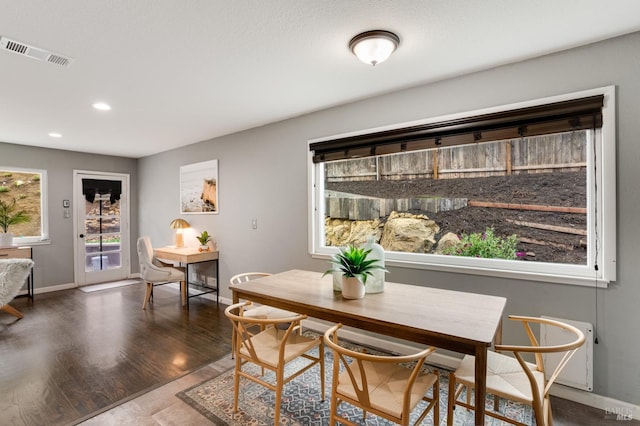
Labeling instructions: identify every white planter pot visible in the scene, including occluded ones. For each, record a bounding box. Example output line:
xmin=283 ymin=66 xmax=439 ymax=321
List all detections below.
xmin=341 ymin=276 xmax=365 ymax=299
xmin=0 ymin=232 xmax=13 ymax=247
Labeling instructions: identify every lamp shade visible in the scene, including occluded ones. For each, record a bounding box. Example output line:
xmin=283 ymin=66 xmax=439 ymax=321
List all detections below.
xmin=170 ymin=218 xmax=190 ymax=229
xmin=349 ymin=30 xmax=400 ymax=66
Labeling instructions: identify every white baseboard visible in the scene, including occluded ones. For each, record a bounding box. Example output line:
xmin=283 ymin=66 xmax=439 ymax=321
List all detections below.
xmin=20 ymin=273 xmax=142 ymax=296
xmin=19 ymin=282 xmax=77 ymax=295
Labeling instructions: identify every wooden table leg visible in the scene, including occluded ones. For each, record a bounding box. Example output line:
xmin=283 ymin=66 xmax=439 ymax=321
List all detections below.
xmin=494 ymin=318 xmax=503 ymax=347
xmin=180 ymin=280 xmax=187 ymax=307
xmin=475 ymin=346 xmax=487 ymax=425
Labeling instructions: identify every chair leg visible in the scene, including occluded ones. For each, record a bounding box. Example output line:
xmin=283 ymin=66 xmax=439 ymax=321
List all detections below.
xmin=233 ymin=355 xmax=241 ymax=417
xmin=320 ymin=342 xmax=325 ymax=400
xmin=1 ymin=304 xmax=24 ymax=319
xmin=274 ymin=366 xmax=284 ymax=425
xmin=142 ymin=282 xmax=153 ymax=309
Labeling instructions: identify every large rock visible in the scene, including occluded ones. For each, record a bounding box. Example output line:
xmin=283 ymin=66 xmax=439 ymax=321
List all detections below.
xmin=380 ymin=211 xmax=440 ymax=253
xmin=325 ymin=217 xmax=382 ymax=247
xmin=434 ymin=232 xmax=460 ymax=255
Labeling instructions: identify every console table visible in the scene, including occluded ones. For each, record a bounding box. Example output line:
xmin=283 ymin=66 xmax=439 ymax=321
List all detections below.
xmin=154 ymin=246 xmax=219 ymax=308
xmin=0 ymin=246 xmax=33 ymax=299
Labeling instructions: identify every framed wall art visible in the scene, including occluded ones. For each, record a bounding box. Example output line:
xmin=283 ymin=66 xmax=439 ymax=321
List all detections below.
xmin=180 ymin=159 xmax=218 ymax=214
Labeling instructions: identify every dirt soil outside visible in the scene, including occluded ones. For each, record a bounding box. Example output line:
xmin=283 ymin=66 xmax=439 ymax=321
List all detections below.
xmin=327 ymin=171 xmax=587 ymax=264
xmin=0 ymin=171 xmax=42 ymax=237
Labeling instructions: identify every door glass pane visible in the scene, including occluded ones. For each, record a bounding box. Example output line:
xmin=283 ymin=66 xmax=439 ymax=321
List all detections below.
xmin=83 ymin=186 xmax=122 ymax=272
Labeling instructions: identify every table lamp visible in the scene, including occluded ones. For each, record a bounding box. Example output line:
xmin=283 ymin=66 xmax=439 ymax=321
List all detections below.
xmin=170 ymin=218 xmax=190 ymax=248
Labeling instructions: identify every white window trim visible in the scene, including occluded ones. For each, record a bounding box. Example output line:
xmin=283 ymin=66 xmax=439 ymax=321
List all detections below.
xmin=308 ymin=86 xmax=616 ymax=288
xmin=0 ymin=166 xmax=49 ymax=244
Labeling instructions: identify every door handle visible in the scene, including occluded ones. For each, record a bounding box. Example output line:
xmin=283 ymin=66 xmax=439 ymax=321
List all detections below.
xmin=79 ymin=234 xmax=85 ymax=238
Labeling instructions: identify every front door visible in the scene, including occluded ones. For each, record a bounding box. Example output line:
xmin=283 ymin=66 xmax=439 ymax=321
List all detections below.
xmin=74 ymin=171 xmax=130 ymax=285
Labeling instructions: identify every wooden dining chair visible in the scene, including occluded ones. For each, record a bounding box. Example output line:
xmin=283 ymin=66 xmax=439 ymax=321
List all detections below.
xmin=230 ymin=272 xmax=301 ymax=322
xmin=225 ymin=301 xmax=325 ymax=425
xmin=447 ymin=315 xmax=585 ymax=426
xmin=229 ymin=272 xmax=303 ymax=361
xmin=323 ymin=323 xmax=439 ymax=426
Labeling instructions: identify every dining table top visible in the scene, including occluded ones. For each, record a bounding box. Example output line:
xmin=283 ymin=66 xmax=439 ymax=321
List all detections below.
xmin=230 ymin=269 xmax=506 ymax=353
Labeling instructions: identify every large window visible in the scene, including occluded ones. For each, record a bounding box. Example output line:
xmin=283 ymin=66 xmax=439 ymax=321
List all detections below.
xmin=309 ymin=87 xmax=616 ymax=286
xmin=0 ymin=167 xmax=48 ymax=244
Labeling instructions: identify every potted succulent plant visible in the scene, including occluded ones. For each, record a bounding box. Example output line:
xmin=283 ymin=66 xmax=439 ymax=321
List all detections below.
xmin=323 ymin=245 xmax=387 ymax=299
xmin=0 ymin=198 xmax=31 ymax=247
xmin=196 ymin=230 xmax=212 ymax=251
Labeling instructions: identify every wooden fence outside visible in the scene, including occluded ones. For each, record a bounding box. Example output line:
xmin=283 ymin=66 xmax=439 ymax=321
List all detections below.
xmin=326 ymin=132 xmax=587 ymax=182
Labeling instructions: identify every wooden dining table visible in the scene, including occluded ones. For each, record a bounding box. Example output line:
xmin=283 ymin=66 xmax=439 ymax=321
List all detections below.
xmin=230 ymin=269 xmax=506 ymax=425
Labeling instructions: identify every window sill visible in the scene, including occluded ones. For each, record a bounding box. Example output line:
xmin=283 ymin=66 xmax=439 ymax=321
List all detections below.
xmin=311 ymin=252 xmax=609 ymax=288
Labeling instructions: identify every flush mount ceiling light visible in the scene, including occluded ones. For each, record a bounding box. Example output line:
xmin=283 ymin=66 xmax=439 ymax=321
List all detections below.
xmin=349 ymin=30 xmax=400 ymax=66
xmin=48 ymin=132 xmax=62 ymax=138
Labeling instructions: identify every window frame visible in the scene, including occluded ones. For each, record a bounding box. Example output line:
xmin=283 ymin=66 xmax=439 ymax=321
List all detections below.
xmin=0 ymin=166 xmax=49 ymax=245
xmin=308 ymin=86 xmax=616 ymax=287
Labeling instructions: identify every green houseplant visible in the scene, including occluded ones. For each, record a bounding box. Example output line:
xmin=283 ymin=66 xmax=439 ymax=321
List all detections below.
xmin=196 ymin=230 xmax=211 ymax=251
xmin=0 ymin=198 xmax=31 ymax=247
xmin=324 ymin=245 xmax=387 ymax=299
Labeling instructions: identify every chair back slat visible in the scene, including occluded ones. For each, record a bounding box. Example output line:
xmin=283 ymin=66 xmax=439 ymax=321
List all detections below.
xmin=543 ymin=347 xmax=582 ymax=395
xmin=521 ymin=320 xmax=545 ymax=371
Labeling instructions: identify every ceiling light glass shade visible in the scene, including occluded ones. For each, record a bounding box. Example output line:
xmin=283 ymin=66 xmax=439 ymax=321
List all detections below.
xmin=349 ymin=30 xmax=400 ymax=66
xmin=92 ymin=102 xmax=111 ymax=111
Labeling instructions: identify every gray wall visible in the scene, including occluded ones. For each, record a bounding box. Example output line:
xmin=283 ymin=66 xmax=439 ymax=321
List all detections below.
xmin=0 ymin=142 xmax=138 ymax=288
xmin=139 ymin=31 xmax=640 ymax=405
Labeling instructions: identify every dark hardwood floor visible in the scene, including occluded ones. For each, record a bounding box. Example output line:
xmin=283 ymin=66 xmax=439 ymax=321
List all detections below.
xmin=0 ymin=282 xmax=232 ymax=426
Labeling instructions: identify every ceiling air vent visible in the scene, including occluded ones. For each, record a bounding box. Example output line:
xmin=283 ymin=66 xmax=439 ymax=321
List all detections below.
xmin=0 ymin=36 xmax=73 ymax=67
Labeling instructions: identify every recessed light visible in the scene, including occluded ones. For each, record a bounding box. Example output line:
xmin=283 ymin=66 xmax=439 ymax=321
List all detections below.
xmin=92 ymin=102 xmax=111 ymax=111
xmin=48 ymin=132 xmax=62 ymax=138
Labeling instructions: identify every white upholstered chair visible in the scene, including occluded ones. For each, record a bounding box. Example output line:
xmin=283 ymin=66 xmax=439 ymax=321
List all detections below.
xmin=225 ymin=301 xmax=325 ymax=425
xmin=324 ymin=323 xmax=439 ymax=426
xmin=0 ymin=258 xmax=34 ymax=319
xmin=137 ymin=236 xmax=185 ymax=309
xmin=447 ymin=315 xmax=585 ymax=426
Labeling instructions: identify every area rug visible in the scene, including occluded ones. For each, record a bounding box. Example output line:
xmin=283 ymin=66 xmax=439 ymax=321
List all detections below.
xmin=177 ymin=333 xmax=533 ymax=425
xmin=78 ymin=279 xmax=141 ymax=292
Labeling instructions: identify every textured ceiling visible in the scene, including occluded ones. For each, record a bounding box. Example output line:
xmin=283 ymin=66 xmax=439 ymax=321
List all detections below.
xmin=1 ymin=0 xmax=640 ymax=158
